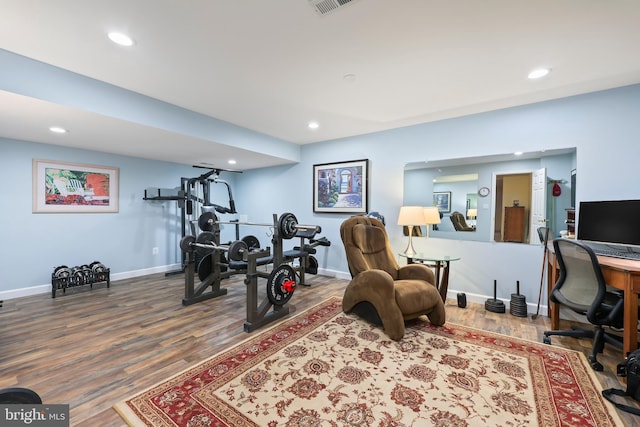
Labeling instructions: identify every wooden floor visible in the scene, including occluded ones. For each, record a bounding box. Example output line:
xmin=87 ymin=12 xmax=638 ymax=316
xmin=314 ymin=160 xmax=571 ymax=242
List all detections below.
xmin=1 ymin=272 xmax=637 ymax=426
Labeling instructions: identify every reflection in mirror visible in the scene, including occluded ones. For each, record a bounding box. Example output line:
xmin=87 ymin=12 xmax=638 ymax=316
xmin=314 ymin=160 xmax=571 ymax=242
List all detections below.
xmin=405 ymin=171 xmax=480 ymax=240
xmin=403 ymin=225 xmax=423 ymax=237
xmin=404 ymin=148 xmax=576 ymax=244
xmin=466 ymin=193 xmax=477 ymax=226
xmin=434 ymin=174 xmax=478 ymax=234
xmin=494 ymin=173 xmax=531 ymax=243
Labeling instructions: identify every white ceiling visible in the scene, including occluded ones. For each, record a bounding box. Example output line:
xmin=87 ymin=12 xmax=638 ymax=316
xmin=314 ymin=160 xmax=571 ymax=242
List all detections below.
xmin=2 ymin=0 xmax=640 ymax=170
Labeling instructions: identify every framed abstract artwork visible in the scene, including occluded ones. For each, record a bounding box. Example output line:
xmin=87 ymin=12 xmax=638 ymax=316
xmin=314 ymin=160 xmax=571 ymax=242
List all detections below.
xmin=33 ymin=159 xmax=119 ymax=213
xmin=313 ymin=159 xmax=368 ymax=213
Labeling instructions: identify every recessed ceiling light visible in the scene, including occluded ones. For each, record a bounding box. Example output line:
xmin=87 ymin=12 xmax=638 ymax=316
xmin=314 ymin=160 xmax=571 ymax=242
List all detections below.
xmin=108 ymin=32 xmax=134 ymax=47
xmin=308 ymin=121 xmax=319 ymax=130
xmin=228 ymin=159 xmax=237 ymax=165
xmin=49 ymin=126 xmax=67 ymax=134
xmin=514 ymin=151 xmax=523 ymax=156
xmin=528 ymin=68 xmax=551 ymax=79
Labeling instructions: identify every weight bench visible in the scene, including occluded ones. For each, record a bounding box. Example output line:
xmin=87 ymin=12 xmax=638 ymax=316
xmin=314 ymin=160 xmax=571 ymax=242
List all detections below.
xmin=227 ymin=255 xmax=273 ymax=270
xmin=280 ymin=229 xmax=331 ymax=285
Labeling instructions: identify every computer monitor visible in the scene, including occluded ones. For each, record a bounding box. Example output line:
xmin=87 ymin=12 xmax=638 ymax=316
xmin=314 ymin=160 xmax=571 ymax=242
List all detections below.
xmin=577 ymin=199 xmax=640 ymax=249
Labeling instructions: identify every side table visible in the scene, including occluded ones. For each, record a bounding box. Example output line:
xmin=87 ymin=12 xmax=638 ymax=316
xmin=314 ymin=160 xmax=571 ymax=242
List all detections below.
xmin=398 ymin=253 xmax=461 ymax=302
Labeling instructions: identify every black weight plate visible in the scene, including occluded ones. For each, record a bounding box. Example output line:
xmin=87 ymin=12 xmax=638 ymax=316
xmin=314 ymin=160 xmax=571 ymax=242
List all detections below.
xmin=266 ymin=264 xmax=296 ymax=306
xmin=218 ymin=252 xmax=228 ymax=273
xmin=197 ymin=254 xmax=213 ymax=281
xmin=307 ymin=256 xmax=318 ymax=275
xmin=198 ymin=211 xmax=217 ymax=232
xmin=54 ymin=266 xmax=71 ymax=278
xmin=71 ymin=267 xmax=85 ymax=285
xmin=241 ymin=235 xmax=260 ymax=251
xmin=196 ymin=231 xmax=217 ymax=257
xmin=228 ymin=240 xmax=248 ymax=261
xmin=196 ymin=231 xmax=216 ymax=245
xmin=91 ymin=262 xmax=106 ymax=273
xmin=179 ymin=235 xmax=197 ymax=253
xmin=278 ymin=212 xmax=298 ymax=240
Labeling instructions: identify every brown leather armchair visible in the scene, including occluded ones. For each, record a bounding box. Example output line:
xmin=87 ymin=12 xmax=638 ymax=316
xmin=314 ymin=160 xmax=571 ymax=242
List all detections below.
xmin=340 ymin=216 xmax=446 ymax=340
xmin=450 ymin=211 xmax=475 ymax=231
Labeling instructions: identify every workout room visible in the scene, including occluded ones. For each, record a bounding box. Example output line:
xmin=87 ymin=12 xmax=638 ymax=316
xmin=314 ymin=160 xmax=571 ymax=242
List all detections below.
xmin=2 ymin=2 xmax=640 ymax=425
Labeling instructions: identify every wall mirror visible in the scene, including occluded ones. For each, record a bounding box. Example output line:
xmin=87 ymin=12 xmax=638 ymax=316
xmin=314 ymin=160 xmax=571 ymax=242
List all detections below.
xmin=403 ymin=148 xmax=576 ymax=243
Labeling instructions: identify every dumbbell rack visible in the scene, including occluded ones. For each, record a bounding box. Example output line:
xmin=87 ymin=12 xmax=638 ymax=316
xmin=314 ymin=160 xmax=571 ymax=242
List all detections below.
xmin=51 ymin=264 xmax=110 ymax=298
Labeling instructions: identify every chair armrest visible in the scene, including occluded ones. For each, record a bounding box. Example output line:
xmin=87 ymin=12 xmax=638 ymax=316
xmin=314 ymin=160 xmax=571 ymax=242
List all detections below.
xmin=398 ymin=264 xmax=436 ymax=286
xmin=347 ymin=269 xmax=396 ymax=298
xmin=342 ymin=269 xmax=405 ymax=341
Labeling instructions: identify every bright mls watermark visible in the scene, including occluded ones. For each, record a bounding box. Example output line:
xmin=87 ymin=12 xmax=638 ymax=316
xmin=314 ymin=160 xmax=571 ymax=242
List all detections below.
xmin=1 ymin=405 xmax=69 ymax=426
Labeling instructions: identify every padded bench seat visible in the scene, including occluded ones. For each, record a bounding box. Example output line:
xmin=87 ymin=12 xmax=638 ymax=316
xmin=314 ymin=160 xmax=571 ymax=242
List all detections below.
xmin=283 ymin=249 xmax=308 ymax=259
xmin=227 ymin=256 xmax=273 ymax=270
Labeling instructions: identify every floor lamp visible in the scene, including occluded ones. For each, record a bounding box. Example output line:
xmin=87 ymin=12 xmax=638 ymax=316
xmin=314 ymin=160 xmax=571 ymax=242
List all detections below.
xmin=398 ymin=206 xmax=426 ymax=257
xmin=423 ymin=206 xmax=441 ymax=237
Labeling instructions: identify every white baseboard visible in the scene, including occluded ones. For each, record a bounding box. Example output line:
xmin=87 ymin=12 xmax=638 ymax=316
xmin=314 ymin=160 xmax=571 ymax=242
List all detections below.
xmin=0 ymin=284 xmax=52 ymax=300
xmin=316 ymin=267 xmax=351 ymax=281
xmin=110 ymin=264 xmax=182 ymax=281
xmin=0 ymin=264 xmax=182 ymax=301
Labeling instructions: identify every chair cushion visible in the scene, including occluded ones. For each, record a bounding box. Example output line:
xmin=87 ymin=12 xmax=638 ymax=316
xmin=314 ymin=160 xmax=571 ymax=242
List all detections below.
xmin=394 ymin=279 xmax=441 ymax=318
xmin=352 ymin=223 xmax=398 ymax=279
xmin=353 ymin=224 xmax=386 ymax=254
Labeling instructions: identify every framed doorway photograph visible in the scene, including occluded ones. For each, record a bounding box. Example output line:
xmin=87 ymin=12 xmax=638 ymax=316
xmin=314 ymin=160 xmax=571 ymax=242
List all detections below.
xmin=433 ymin=191 xmax=451 ymax=213
xmin=313 ymin=159 xmax=368 ymax=213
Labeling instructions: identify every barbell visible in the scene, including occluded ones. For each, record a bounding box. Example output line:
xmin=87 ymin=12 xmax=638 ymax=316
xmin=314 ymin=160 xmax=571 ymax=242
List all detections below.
xmin=182 ymin=234 xmax=297 ymax=306
xmin=198 ymin=211 xmax=320 ymax=240
xmin=180 ymin=232 xmax=249 ymax=261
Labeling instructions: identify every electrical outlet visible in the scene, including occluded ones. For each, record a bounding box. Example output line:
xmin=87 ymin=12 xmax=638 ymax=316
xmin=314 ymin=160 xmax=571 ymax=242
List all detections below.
xmin=152 ymin=247 xmax=159 ymax=255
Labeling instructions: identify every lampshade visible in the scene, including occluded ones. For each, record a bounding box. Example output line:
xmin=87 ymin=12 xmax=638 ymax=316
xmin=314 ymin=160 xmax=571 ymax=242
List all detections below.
xmin=397 ymin=206 xmax=425 ymax=225
xmin=423 ymin=206 xmax=441 ymax=225
xmin=467 ymin=208 xmax=478 ymax=218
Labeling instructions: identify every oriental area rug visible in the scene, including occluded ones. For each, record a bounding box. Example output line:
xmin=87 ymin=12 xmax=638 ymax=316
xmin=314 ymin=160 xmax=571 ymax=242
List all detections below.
xmin=115 ymin=297 xmax=623 ymax=426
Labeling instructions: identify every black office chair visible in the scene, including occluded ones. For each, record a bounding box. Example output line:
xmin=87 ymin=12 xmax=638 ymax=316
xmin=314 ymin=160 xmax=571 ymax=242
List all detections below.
xmin=543 ymin=239 xmax=624 ymax=371
xmin=0 ymin=388 xmax=42 ymax=404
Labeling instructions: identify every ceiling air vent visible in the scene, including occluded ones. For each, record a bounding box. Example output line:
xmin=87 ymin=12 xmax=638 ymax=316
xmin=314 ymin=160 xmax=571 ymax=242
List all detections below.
xmin=308 ymin=0 xmax=362 ymax=16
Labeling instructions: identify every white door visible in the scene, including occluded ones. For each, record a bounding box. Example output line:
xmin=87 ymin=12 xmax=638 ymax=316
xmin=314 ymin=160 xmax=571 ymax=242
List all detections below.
xmin=530 ymin=167 xmax=547 ymax=244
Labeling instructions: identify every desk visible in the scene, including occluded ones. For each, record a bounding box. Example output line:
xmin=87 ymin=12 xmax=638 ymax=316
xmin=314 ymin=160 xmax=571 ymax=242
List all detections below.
xmin=547 ymin=244 xmax=640 ymax=356
xmin=399 ymin=253 xmax=461 ymax=302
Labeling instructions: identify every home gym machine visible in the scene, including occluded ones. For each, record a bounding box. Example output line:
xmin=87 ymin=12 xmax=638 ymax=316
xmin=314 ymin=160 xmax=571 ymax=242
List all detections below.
xmin=143 ymin=166 xmax=239 ymax=275
xmin=180 ymin=212 xmax=330 ymax=332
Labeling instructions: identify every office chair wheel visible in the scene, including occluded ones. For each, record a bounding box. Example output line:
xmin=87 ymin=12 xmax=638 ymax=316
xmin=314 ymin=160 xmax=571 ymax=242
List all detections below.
xmin=543 ymin=336 xmax=551 ymax=345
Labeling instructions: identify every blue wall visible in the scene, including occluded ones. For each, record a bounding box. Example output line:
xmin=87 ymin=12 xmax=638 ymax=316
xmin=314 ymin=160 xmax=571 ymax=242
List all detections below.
xmin=233 ymin=84 xmax=640 ymax=310
xmin=2 ymin=82 xmax=639 ymax=314
xmin=0 ymin=138 xmax=238 ymax=297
